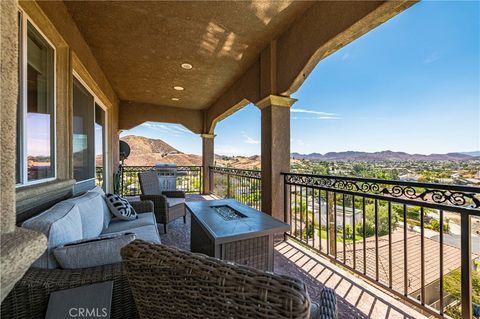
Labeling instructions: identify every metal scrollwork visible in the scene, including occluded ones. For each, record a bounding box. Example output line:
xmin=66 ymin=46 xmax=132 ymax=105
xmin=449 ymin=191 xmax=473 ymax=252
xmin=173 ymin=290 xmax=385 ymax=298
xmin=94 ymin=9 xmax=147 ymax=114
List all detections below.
xmin=284 ymin=174 xmax=480 ymax=209
xmin=210 ymin=166 xmax=261 ymax=179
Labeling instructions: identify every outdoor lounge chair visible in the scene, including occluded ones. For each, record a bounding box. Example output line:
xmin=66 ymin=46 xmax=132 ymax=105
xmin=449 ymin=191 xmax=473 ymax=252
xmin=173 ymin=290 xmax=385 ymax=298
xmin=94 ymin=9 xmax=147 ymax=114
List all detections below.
xmin=138 ymin=171 xmax=186 ymax=233
xmin=121 ymin=240 xmax=338 ymax=319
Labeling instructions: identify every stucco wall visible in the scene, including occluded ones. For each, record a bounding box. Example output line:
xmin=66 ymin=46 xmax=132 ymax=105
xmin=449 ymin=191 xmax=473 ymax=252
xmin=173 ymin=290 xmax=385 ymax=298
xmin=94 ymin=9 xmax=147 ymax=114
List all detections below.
xmin=1 ymin=0 xmax=47 ymax=302
xmin=1 ymin=0 xmax=19 ymax=234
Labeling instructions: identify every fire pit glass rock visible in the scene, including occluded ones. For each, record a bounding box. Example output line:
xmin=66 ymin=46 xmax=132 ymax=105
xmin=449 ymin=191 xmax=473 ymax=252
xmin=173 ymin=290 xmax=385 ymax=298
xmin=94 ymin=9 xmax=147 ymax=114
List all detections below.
xmin=210 ymin=205 xmax=247 ymax=221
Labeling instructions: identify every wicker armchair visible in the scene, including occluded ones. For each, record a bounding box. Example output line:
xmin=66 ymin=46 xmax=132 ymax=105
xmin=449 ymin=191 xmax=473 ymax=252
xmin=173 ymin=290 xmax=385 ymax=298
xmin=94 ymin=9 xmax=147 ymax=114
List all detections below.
xmin=0 ymin=200 xmax=153 ymax=319
xmin=121 ymin=240 xmax=338 ymax=319
xmin=138 ymin=171 xmax=186 ymax=233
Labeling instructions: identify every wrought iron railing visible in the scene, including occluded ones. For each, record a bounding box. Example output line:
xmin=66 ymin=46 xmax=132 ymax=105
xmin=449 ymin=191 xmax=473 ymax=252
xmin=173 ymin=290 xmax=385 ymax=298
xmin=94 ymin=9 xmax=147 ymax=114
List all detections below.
xmin=282 ymin=172 xmax=480 ymax=318
xmin=95 ymin=167 xmax=104 ymax=188
xmin=97 ymin=166 xmax=202 ymax=196
xmin=209 ymin=166 xmax=262 ymax=210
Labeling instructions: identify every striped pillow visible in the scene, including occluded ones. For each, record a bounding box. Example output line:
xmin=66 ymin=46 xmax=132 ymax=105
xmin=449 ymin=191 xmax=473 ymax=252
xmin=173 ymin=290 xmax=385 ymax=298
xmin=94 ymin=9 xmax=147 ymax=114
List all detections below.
xmin=105 ymin=194 xmax=138 ymax=220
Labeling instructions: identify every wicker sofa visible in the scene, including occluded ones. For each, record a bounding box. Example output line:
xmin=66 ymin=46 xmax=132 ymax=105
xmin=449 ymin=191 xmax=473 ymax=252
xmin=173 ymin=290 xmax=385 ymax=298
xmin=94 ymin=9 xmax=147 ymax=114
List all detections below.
xmin=1 ymin=187 xmax=160 ymax=319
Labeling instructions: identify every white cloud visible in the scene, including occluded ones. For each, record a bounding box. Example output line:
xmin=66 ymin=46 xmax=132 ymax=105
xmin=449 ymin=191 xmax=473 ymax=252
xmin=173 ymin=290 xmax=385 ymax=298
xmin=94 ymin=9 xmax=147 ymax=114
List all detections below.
xmin=424 ymin=52 xmax=440 ymax=64
xmin=291 ymin=108 xmax=337 ymax=116
xmin=141 ymin=122 xmax=194 ymax=136
xmin=341 ymin=53 xmax=350 ymax=61
xmin=241 ymin=131 xmax=259 ymax=144
xmin=291 ymin=108 xmax=340 ymax=120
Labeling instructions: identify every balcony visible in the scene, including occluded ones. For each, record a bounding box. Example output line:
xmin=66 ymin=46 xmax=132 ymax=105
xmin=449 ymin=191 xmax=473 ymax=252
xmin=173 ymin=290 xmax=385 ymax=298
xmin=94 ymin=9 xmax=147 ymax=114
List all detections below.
xmin=2 ymin=1 xmax=477 ymax=318
xmin=108 ymin=165 xmax=480 ymax=318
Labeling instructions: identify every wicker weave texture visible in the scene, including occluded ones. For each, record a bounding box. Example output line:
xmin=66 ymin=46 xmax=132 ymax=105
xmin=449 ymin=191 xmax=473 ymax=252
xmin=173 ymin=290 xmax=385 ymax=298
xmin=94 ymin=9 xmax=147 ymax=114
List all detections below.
xmin=130 ymin=200 xmax=154 ymax=213
xmin=223 ymin=235 xmax=269 ymax=270
xmin=138 ymin=171 xmax=162 ymax=195
xmin=121 ymin=240 xmax=312 ymax=319
xmin=1 ymin=263 xmax=138 ymax=319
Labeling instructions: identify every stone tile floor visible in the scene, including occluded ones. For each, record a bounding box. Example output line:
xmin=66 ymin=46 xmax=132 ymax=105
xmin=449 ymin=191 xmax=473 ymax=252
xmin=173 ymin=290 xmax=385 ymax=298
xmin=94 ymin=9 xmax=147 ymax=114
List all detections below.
xmin=159 ymin=195 xmax=427 ymax=319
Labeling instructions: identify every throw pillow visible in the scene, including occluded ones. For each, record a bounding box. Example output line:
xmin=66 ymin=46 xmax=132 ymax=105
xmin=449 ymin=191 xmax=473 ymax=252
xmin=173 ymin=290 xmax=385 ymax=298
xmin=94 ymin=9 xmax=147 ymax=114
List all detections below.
xmin=105 ymin=193 xmax=138 ymax=220
xmin=53 ymin=233 xmax=136 ymax=269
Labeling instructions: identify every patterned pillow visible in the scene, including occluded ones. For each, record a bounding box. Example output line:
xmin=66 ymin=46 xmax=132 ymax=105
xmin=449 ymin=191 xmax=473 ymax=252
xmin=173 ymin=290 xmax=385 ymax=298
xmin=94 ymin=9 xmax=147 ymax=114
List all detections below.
xmin=105 ymin=193 xmax=138 ymax=220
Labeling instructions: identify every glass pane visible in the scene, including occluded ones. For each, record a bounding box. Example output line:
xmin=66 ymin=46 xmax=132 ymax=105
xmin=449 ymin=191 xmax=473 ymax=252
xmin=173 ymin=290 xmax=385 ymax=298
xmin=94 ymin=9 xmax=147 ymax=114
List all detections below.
xmin=26 ymin=22 xmax=55 ymax=181
xmin=73 ymin=79 xmax=94 ymax=182
xmin=95 ymin=104 xmax=105 ymax=188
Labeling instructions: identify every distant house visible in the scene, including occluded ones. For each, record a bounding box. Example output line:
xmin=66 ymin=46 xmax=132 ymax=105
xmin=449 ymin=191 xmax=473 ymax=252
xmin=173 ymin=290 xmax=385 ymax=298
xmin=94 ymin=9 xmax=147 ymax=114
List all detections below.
xmin=340 ymin=231 xmax=477 ymax=309
xmin=399 ymin=173 xmax=418 ymax=182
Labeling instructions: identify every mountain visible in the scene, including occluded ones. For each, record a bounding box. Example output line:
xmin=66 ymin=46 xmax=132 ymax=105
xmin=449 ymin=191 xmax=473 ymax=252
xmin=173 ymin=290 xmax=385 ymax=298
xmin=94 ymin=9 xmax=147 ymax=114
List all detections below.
xmin=460 ymin=151 xmax=480 ymax=157
xmin=117 ymin=136 xmax=478 ymax=167
xmin=119 ymin=135 xmax=201 ymax=166
xmin=291 ymin=150 xmax=476 ymax=162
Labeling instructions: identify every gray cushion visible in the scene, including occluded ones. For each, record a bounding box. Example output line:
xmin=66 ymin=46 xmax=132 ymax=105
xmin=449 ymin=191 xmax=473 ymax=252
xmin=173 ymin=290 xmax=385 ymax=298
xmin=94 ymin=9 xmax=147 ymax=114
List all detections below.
xmin=166 ymin=197 xmax=185 ymax=207
xmin=105 ymin=225 xmax=161 ymax=244
xmin=53 ymin=233 xmax=136 ymax=269
xmin=22 ymin=203 xmax=83 ymax=269
xmin=64 ymin=191 xmax=105 ymax=238
xmin=87 ymin=186 xmax=112 ymax=230
xmin=103 ymin=213 xmax=157 ymax=234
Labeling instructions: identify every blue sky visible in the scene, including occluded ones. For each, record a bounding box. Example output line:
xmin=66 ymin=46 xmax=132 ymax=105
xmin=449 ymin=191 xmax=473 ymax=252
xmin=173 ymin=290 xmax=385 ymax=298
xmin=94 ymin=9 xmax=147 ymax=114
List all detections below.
xmin=121 ymin=1 xmax=479 ymax=156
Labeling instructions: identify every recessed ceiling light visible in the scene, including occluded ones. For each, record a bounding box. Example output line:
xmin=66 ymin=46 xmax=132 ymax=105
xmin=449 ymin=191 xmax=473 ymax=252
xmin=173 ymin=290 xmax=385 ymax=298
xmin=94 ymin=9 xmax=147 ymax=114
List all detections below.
xmin=171 ymin=97 xmax=180 ymax=101
xmin=181 ymin=63 xmax=193 ymax=70
xmin=173 ymin=86 xmax=184 ymax=91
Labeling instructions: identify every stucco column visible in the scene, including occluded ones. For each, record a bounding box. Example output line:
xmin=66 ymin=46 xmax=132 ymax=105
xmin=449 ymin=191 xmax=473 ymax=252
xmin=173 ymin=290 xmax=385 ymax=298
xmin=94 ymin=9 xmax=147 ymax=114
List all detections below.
xmin=256 ymin=95 xmax=296 ymax=221
xmin=201 ymin=134 xmax=215 ymax=194
xmin=1 ymin=0 xmax=47 ymax=302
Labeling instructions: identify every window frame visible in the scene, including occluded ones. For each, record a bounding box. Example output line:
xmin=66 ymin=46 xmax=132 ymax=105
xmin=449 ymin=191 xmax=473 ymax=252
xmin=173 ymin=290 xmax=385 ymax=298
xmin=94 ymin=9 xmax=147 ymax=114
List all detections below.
xmin=16 ymin=9 xmax=57 ymax=187
xmin=72 ymin=71 xmax=109 ymax=189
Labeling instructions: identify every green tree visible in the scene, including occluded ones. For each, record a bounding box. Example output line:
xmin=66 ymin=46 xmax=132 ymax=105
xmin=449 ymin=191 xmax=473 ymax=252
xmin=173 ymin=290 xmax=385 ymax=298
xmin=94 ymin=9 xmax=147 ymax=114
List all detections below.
xmin=355 ymin=203 xmax=399 ymax=237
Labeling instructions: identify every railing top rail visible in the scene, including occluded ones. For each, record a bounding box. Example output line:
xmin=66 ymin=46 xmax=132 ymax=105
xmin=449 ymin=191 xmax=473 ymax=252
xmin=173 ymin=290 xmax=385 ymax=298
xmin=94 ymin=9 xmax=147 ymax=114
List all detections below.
xmin=121 ymin=165 xmax=202 ymax=170
xmin=282 ymin=171 xmax=480 ymax=213
xmin=210 ymin=166 xmax=261 ymax=174
xmin=281 ymin=171 xmax=480 ymax=193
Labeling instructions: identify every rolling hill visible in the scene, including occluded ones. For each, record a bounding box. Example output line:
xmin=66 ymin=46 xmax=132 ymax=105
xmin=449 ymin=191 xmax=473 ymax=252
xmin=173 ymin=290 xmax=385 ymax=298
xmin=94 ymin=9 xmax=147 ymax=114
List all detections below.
xmin=115 ymin=136 xmax=478 ymax=167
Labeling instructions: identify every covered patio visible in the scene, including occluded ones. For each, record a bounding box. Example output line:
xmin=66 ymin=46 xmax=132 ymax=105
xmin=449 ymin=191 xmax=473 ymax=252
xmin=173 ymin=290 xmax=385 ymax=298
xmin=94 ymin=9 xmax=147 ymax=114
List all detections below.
xmin=1 ymin=0 xmax=478 ymax=318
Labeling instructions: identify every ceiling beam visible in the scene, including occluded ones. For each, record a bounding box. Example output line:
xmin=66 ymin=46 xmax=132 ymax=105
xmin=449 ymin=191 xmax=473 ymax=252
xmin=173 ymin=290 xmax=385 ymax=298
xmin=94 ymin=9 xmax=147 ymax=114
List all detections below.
xmin=119 ymin=101 xmax=203 ymax=134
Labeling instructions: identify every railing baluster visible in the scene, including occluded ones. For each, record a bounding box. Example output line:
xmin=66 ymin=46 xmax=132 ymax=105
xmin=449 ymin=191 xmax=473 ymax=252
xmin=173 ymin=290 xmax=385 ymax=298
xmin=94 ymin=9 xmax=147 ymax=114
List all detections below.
xmin=388 ymin=201 xmax=392 ymax=289
xmin=319 ymin=190 xmax=322 ymax=253
xmin=294 ymin=184 xmax=298 ymax=238
xmin=352 ymin=195 xmax=356 ymax=270
xmin=439 ymin=209 xmax=444 ymax=315
xmin=334 ymin=192 xmax=337 ymax=260
xmin=342 ymin=193 xmax=346 ymax=264
xmin=312 ymin=188 xmax=315 ymax=250
xmin=403 ymin=204 xmax=408 ymax=296
xmin=460 ymin=213 xmax=472 ymax=319
xmin=420 ymin=207 xmax=425 ymax=305
xmin=375 ymin=199 xmax=379 ymax=282
xmin=363 ymin=197 xmax=366 ymax=275
xmin=326 ymin=190 xmax=330 ymax=256
xmin=300 ymin=186 xmax=304 ymax=243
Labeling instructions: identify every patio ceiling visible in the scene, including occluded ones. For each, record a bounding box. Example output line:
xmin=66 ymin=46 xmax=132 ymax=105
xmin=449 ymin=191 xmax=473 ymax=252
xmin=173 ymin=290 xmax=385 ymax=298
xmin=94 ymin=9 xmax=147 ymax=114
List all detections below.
xmin=64 ymin=0 xmax=312 ymax=111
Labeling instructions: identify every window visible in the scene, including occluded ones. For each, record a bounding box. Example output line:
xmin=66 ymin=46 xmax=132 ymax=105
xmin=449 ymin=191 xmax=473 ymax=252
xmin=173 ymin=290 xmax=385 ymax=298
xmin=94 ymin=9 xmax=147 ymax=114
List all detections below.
xmin=72 ymin=77 xmax=107 ymax=187
xmin=16 ymin=12 xmax=56 ymax=185
xmin=73 ymin=78 xmax=95 ymax=182
xmin=95 ymin=104 xmax=106 ymax=189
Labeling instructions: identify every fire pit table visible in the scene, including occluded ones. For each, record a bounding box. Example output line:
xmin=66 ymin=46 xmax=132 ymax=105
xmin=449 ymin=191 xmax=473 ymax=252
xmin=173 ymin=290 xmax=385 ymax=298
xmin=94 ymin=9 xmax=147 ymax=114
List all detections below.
xmin=186 ymin=199 xmax=290 ymax=271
